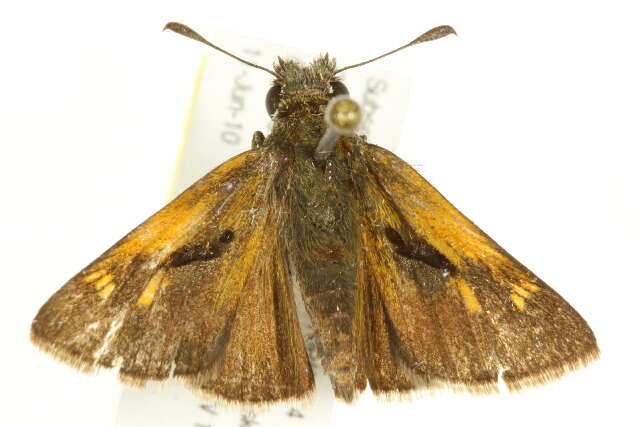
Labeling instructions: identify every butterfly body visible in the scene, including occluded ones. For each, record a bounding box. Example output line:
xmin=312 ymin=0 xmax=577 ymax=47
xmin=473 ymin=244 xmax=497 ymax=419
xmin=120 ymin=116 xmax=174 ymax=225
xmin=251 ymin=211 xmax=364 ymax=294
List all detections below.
xmin=255 ymin=56 xmax=366 ymax=399
xmin=31 ymin=24 xmax=598 ymax=405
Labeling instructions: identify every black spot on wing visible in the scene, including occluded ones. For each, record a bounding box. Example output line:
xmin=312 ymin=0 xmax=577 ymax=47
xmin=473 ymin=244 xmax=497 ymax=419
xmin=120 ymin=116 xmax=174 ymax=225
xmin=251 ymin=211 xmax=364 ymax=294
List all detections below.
xmin=384 ymin=226 xmax=454 ymax=271
xmin=168 ymin=242 xmax=221 ymax=267
xmin=168 ymin=230 xmax=235 ymax=268
xmin=219 ymin=229 xmax=234 ymax=244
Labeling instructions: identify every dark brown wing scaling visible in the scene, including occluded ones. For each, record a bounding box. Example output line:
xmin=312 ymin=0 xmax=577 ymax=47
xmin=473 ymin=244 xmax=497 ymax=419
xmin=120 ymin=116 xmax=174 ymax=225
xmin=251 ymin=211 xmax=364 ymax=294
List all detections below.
xmin=31 ymin=138 xmax=598 ymax=404
xmin=349 ymin=142 xmax=598 ymax=394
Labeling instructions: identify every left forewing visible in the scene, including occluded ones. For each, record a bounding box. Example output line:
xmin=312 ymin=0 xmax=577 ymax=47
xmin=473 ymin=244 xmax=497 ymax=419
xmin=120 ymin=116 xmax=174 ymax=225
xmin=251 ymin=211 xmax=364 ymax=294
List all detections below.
xmin=31 ymin=149 xmax=313 ymax=404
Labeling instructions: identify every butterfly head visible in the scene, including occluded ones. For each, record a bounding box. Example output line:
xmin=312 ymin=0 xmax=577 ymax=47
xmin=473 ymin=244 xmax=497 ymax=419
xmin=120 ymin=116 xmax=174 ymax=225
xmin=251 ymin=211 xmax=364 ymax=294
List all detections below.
xmin=266 ymin=55 xmax=349 ymax=117
xmin=163 ymin=21 xmax=456 ymax=154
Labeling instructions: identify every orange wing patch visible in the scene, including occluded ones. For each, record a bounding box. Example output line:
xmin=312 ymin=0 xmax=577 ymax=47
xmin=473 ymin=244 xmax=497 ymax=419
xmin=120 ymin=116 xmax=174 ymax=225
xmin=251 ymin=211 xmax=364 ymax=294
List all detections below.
xmin=364 ymin=144 xmax=544 ymax=312
xmin=75 ymin=151 xmax=265 ymax=301
xmin=450 ymin=276 xmax=481 ymax=313
xmin=136 ymin=272 xmax=166 ymax=306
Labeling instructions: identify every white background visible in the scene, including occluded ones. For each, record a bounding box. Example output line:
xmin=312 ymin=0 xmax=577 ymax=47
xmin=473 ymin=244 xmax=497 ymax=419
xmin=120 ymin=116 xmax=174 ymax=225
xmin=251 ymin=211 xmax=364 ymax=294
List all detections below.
xmin=2 ymin=1 xmax=638 ymax=426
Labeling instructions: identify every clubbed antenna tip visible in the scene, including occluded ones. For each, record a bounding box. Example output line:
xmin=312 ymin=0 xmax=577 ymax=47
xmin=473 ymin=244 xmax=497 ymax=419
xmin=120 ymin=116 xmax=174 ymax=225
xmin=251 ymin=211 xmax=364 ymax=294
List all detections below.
xmin=164 ymin=22 xmax=279 ymax=78
xmin=335 ymin=25 xmax=457 ymax=74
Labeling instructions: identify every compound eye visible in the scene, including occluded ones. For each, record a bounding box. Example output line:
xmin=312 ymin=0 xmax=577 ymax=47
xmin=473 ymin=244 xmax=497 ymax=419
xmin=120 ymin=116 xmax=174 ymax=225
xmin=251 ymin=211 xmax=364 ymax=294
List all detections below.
xmin=330 ymin=81 xmax=349 ymax=97
xmin=265 ymin=84 xmax=282 ymax=116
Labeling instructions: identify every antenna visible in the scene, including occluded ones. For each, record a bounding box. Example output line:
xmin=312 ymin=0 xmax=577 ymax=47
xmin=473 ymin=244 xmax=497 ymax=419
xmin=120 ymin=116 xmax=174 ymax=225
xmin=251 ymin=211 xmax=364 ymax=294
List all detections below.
xmin=334 ymin=25 xmax=456 ymax=74
xmin=164 ymin=22 xmax=279 ymax=78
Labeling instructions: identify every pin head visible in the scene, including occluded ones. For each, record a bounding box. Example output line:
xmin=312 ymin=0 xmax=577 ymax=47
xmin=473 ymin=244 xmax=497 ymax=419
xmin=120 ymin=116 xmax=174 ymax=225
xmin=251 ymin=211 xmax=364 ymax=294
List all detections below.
xmin=325 ymin=96 xmax=361 ymax=135
xmin=314 ymin=95 xmax=362 ymax=160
